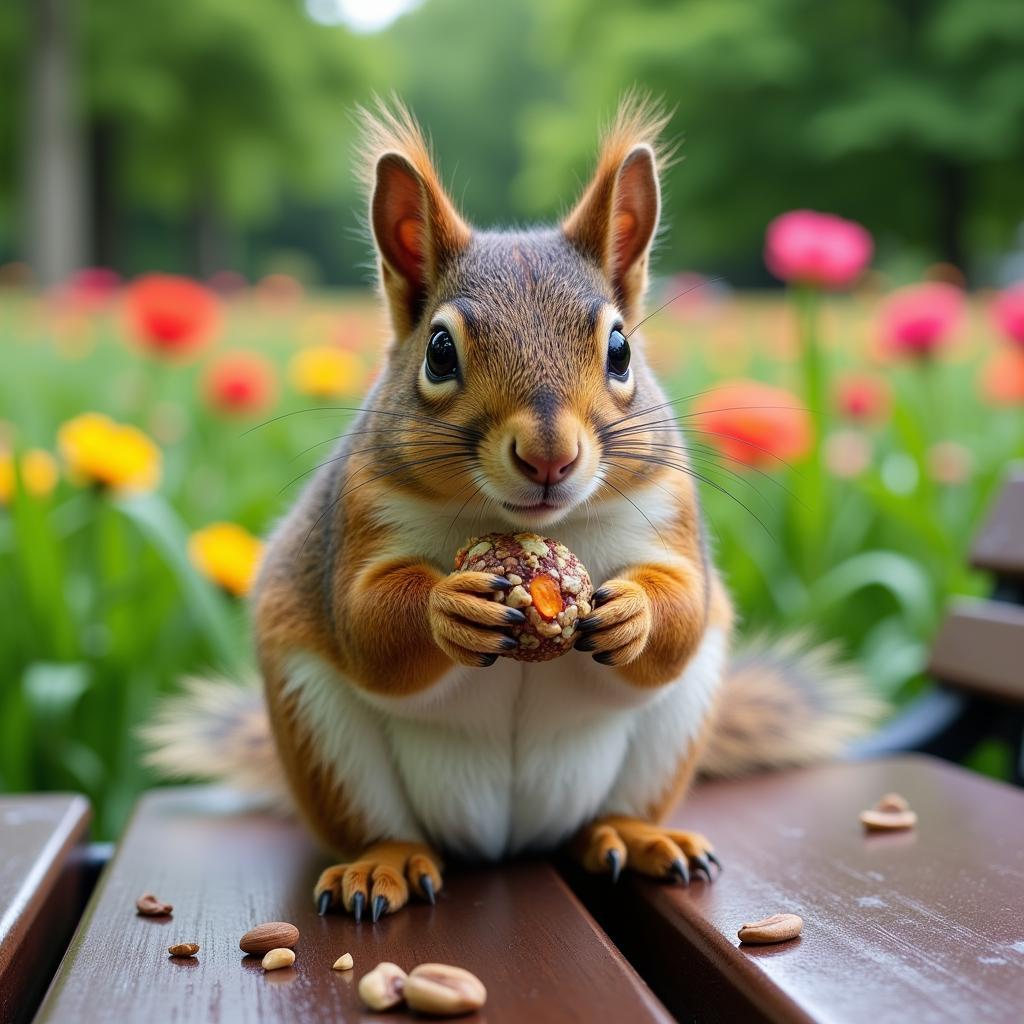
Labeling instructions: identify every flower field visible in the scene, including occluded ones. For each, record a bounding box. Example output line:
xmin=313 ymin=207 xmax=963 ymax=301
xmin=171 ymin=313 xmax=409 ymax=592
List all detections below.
xmin=2 ymin=236 xmax=1023 ymax=835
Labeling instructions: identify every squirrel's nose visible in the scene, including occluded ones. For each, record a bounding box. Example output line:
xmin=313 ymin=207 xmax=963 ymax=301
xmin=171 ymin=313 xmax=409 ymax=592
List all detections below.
xmin=512 ymin=440 xmax=579 ymax=485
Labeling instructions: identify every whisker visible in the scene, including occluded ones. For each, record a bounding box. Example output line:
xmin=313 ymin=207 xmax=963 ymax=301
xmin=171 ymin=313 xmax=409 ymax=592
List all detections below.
xmin=625 ymin=276 xmax=724 ymax=340
xmin=243 ymin=404 xmax=481 ymax=440
xmin=598 ymin=476 xmax=669 ymax=553
xmin=290 ymin=425 xmax=480 ymax=461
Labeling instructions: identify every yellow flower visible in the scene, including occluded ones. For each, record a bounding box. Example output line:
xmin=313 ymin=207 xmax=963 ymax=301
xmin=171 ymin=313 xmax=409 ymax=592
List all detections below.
xmin=57 ymin=413 xmax=161 ymax=493
xmin=0 ymin=448 xmax=60 ymax=505
xmin=188 ymin=522 xmax=264 ymax=597
xmin=289 ymin=346 xmax=365 ymax=398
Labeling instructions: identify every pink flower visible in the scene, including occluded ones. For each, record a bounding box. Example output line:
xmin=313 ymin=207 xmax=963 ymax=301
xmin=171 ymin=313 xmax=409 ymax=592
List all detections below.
xmin=765 ymin=210 xmax=873 ymax=289
xmin=992 ymin=283 xmax=1024 ymax=347
xmin=879 ymin=282 xmax=964 ymax=358
xmin=835 ymin=373 xmax=890 ymax=423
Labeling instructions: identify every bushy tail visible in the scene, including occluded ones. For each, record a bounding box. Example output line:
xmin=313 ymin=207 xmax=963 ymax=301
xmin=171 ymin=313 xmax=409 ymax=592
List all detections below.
xmin=141 ymin=637 xmax=884 ymax=802
xmin=698 ymin=634 xmax=885 ymax=778
xmin=139 ymin=676 xmax=291 ymax=811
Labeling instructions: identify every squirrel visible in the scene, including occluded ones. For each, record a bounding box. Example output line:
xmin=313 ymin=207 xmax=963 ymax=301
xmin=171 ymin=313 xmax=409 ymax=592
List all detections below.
xmin=144 ymin=96 xmax=879 ymax=922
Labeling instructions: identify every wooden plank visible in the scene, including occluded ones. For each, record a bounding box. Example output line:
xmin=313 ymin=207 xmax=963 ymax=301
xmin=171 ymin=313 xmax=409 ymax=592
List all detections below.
xmin=0 ymin=794 xmax=91 ymax=1024
xmin=35 ymin=788 xmax=670 ymax=1024
xmin=971 ymin=470 xmax=1024 ymax=578
xmin=567 ymin=755 xmax=1024 ymax=1024
xmin=927 ymin=598 xmax=1024 ymax=705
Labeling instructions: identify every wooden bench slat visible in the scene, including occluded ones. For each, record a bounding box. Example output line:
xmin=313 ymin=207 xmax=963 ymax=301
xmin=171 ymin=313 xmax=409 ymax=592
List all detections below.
xmin=970 ymin=470 xmax=1024 ymax=578
xmin=35 ymin=788 xmax=670 ymax=1024
xmin=567 ymin=756 xmax=1024 ymax=1024
xmin=927 ymin=598 xmax=1024 ymax=705
xmin=0 ymin=794 xmax=91 ymax=1024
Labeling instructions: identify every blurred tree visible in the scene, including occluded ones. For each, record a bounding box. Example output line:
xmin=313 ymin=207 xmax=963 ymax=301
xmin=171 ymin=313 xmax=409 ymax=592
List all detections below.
xmin=515 ymin=0 xmax=1024 ymax=281
xmin=80 ymin=0 xmax=367 ymax=276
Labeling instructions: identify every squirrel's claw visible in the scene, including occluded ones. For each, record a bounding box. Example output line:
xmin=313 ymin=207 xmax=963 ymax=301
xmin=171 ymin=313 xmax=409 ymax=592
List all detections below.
xmin=372 ymin=894 xmax=389 ymax=923
xmin=692 ymin=853 xmax=714 ymax=882
xmin=317 ymin=890 xmax=333 ymax=916
xmin=419 ymin=873 xmax=436 ymax=905
xmin=351 ymin=890 xmax=366 ymax=924
xmin=605 ymin=848 xmax=623 ymax=884
xmin=668 ymin=857 xmax=690 ymax=886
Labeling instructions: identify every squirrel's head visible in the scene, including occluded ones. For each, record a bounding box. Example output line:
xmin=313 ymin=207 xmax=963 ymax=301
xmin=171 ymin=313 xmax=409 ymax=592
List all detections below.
xmin=359 ymin=96 xmax=672 ymax=530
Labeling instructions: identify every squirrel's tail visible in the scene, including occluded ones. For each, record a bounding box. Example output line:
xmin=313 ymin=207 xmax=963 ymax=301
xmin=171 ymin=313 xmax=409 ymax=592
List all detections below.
xmin=139 ymin=676 xmax=291 ymax=811
xmin=698 ymin=634 xmax=885 ymax=778
xmin=141 ymin=637 xmax=883 ymax=803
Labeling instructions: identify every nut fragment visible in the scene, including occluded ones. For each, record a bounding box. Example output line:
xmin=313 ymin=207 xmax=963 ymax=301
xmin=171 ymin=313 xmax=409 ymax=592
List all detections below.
xmin=876 ymin=792 xmax=909 ymax=813
xmin=239 ymin=921 xmax=299 ymax=955
xmin=261 ymin=948 xmax=295 ymax=971
xmin=358 ymin=962 xmax=408 ymax=1011
xmin=167 ymin=943 xmax=199 ymax=958
xmin=404 ymin=963 xmax=487 ymax=1016
xmin=737 ymin=913 xmax=803 ymax=945
xmin=136 ymin=893 xmax=173 ymax=916
xmin=333 ymin=953 xmax=354 ymax=971
xmin=859 ymin=808 xmax=918 ymax=831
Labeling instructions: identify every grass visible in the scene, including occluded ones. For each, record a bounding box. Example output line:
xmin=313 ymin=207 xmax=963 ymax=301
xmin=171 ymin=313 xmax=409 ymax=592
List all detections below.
xmin=1 ymin=281 xmax=1020 ymax=837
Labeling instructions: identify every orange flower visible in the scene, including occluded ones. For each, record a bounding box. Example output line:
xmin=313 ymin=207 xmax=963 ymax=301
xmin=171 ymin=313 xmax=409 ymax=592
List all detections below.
xmin=123 ymin=274 xmax=221 ymax=360
xmin=980 ymin=347 xmax=1024 ymax=406
xmin=690 ymin=380 xmax=811 ymax=468
xmin=189 ymin=522 xmax=264 ymax=597
xmin=289 ymin=346 xmax=365 ymax=398
xmin=58 ymin=413 xmax=161 ymax=493
xmin=203 ymin=351 xmax=277 ymax=417
xmin=0 ymin=448 xmax=59 ymax=504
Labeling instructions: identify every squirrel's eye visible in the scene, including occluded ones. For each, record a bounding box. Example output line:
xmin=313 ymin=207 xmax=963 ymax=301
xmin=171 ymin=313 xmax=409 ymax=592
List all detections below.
xmin=425 ymin=328 xmax=458 ymax=382
xmin=607 ymin=328 xmax=630 ymax=379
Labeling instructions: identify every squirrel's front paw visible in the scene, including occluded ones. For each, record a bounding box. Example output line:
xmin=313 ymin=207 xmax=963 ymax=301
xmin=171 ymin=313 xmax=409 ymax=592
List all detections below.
xmin=428 ymin=571 xmax=524 ymax=667
xmin=575 ymin=578 xmax=652 ymax=666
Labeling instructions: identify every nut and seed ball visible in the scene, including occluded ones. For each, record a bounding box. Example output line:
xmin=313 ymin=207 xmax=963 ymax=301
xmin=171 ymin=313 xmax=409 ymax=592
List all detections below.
xmin=453 ymin=532 xmax=593 ymax=662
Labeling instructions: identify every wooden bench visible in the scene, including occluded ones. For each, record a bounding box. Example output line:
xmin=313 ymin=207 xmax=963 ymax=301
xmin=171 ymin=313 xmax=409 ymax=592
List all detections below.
xmin=567 ymin=754 xmax=1024 ymax=1024
xmin=33 ymin=788 xmax=671 ymax=1023
xmin=0 ymin=795 xmax=91 ymax=1024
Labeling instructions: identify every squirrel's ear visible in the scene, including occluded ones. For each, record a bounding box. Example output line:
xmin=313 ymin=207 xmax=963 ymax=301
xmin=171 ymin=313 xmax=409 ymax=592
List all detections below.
xmin=564 ymin=143 xmax=660 ymax=318
xmin=370 ymin=150 xmax=469 ymax=338
xmin=564 ymin=96 xmax=669 ymax=318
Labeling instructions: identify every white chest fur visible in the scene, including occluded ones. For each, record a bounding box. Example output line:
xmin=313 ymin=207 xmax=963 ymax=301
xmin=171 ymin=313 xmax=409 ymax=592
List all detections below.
xmin=279 ymin=487 xmax=724 ymax=860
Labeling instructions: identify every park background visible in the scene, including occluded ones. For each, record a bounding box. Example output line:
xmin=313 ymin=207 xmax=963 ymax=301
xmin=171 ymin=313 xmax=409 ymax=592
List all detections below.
xmin=2 ymin=0 xmax=1023 ymax=836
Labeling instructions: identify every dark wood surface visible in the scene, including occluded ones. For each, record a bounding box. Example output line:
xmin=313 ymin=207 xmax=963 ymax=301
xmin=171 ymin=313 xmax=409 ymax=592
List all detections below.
xmin=568 ymin=755 xmax=1024 ymax=1024
xmin=970 ymin=470 xmax=1024 ymax=578
xmin=0 ymin=794 xmax=91 ymax=1024
xmin=35 ymin=788 xmax=670 ymax=1024
xmin=928 ymin=598 xmax=1024 ymax=705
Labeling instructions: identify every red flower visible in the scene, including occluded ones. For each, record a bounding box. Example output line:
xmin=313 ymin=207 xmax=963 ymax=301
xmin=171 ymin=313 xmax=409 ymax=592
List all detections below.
xmin=202 ymin=351 xmax=276 ymax=417
xmin=690 ymin=380 xmax=811 ymax=468
xmin=980 ymin=348 xmax=1024 ymax=406
xmin=878 ymin=282 xmax=964 ymax=359
xmin=54 ymin=267 xmax=121 ymax=312
xmin=123 ymin=274 xmax=221 ymax=360
xmin=835 ymin=373 xmax=890 ymax=423
xmin=992 ymin=283 xmax=1024 ymax=348
xmin=765 ymin=210 xmax=873 ymax=289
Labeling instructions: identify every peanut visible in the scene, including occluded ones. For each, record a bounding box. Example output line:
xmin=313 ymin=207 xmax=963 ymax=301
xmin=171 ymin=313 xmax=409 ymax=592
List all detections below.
xmin=876 ymin=792 xmax=909 ymax=813
xmin=333 ymin=953 xmax=354 ymax=971
xmin=404 ymin=963 xmax=487 ymax=1016
xmin=859 ymin=808 xmax=917 ymax=831
xmin=136 ymin=893 xmax=173 ymax=916
xmin=167 ymin=943 xmax=199 ymax=958
xmin=737 ymin=913 xmax=803 ymax=945
xmin=358 ymin=962 xmax=407 ymax=1011
xmin=239 ymin=921 xmax=299 ymax=955
xmin=261 ymin=948 xmax=295 ymax=971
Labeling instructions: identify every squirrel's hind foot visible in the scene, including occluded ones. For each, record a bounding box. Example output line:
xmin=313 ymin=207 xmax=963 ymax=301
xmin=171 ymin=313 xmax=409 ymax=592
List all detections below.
xmin=314 ymin=841 xmax=443 ymax=920
xmin=573 ymin=816 xmax=720 ymax=886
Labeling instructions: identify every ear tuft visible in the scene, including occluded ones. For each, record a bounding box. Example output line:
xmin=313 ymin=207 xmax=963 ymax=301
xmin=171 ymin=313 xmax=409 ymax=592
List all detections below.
xmin=563 ymin=92 xmax=674 ymax=319
xmin=355 ymin=96 xmax=470 ymax=338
